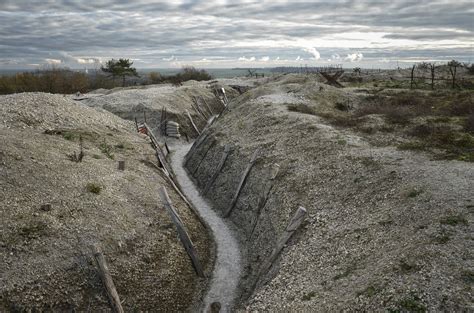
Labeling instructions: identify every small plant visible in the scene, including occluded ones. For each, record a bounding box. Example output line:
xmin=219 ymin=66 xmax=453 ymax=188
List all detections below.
xmin=67 ymin=135 xmax=84 ymax=162
xmin=92 ymin=154 xmax=102 ymax=159
xmin=62 ymin=131 xmax=75 ymax=140
xmin=99 ymin=141 xmax=114 ymax=159
xmin=86 ymin=183 xmax=102 ymax=194
xmin=287 ymin=103 xmax=317 ymax=115
xmin=301 ymin=291 xmax=316 ymax=301
xmin=406 ymin=187 xmax=423 ymax=198
xmin=357 ymin=285 xmax=378 ymax=297
xmin=398 ymin=259 xmax=420 ymax=273
xmin=398 ymin=141 xmax=426 ymax=151
xmin=440 ymin=215 xmax=468 ymax=226
xmin=395 ymin=294 xmax=427 ymax=312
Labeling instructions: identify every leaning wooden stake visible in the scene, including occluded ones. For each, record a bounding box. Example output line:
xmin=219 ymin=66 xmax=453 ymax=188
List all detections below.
xmin=158 ymin=186 xmax=205 ymax=277
xmin=224 ymin=148 xmax=260 ymax=217
xmin=186 ymin=110 xmax=200 ymax=136
xmin=258 ymin=206 xmax=307 ymax=276
xmin=184 ymin=133 xmax=209 ymax=166
xmin=91 ymin=244 xmax=124 ymax=313
xmin=249 ymin=164 xmax=280 ymax=238
xmin=192 ymin=137 xmax=216 ymax=176
xmin=203 ymin=145 xmax=231 ymax=195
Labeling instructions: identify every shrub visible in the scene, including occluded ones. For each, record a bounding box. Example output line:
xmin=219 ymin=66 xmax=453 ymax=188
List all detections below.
xmin=440 ymin=215 xmax=468 ymax=226
xmin=86 ymin=183 xmax=102 ymax=194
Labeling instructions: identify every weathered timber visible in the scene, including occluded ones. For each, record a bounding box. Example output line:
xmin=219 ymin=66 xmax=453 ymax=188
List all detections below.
xmin=224 ymin=148 xmax=260 ymax=218
xmin=118 ymin=160 xmax=125 ymax=171
xmin=158 ymin=186 xmax=205 ymax=277
xmin=191 ymin=100 xmax=207 ymax=121
xmin=184 ymin=132 xmax=209 ymax=166
xmin=200 ymin=96 xmax=214 ymax=116
xmin=134 ymin=117 xmax=139 ymax=132
xmin=258 ymin=206 xmax=307 ymax=276
xmin=249 ymin=164 xmax=280 ymax=238
xmin=144 ymin=123 xmax=173 ymax=176
xmin=203 ymin=144 xmax=231 ymax=195
xmin=192 ymin=137 xmax=216 ymax=176
xmin=91 ymin=244 xmax=124 ymax=313
xmin=186 ymin=110 xmax=201 ymax=136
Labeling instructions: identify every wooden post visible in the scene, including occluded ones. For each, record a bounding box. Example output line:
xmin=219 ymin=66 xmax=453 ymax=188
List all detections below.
xmin=191 ymin=100 xmax=207 ymax=121
xmin=249 ymin=164 xmax=280 ymax=238
xmin=164 ymin=141 xmax=170 ymax=155
xmin=158 ymin=186 xmax=205 ymax=277
xmin=134 ymin=117 xmax=139 ymax=132
xmin=91 ymin=244 xmax=124 ymax=313
xmin=184 ymin=133 xmax=208 ymax=166
xmin=192 ymin=137 xmax=216 ymax=176
xmin=224 ymin=148 xmax=260 ymax=218
xmin=144 ymin=111 xmax=147 ymax=124
xmin=186 ymin=110 xmax=200 ymax=136
xmin=203 ymin=145 xmax=231 ymax=195
xmin=201 ymin=96 xmax=214 ymax=116
xmin=144 ymin=123 xmax=173 ymax=177
xmin=118 ymin=160 xmax=125 ymax=171
xmin=258 ymin=206 xmax=307 ymax=276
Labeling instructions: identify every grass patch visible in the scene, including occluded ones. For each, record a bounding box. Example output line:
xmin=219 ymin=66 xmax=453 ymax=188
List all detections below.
xmin=62 ymin=131 xmax=75 ymax=140
xmin=92 ymin=154 xmax=102 ymax=159
xmin=86 ymin=183 xmax=102 ymax=194
xmin=287 ymin=103 xmax=317 ymax=115
xmin=440 ymin=215 xmax=468 ymax=226
xmin=99 ymin=141 xmax=115 ymax=159
xmin=394 ymin=294 xmax=427 ymax=313
xmin=406 ymin=187 xmax=424 ymax=198
xmin=19 ymin=221 xmax=48 ymax=239
xmin=301 ymin=291 xmax=316 ymax=301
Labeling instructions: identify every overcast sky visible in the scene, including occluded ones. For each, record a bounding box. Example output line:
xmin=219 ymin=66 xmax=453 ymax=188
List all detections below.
xmin=0 ymin=0 xmax=472 ymax=69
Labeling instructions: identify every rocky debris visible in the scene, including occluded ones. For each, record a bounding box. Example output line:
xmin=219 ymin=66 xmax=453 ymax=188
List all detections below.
xmin=0 ymin=92 xmax=211 ymax=311
xmin=185 ymin=74 xmax=473 ymax=312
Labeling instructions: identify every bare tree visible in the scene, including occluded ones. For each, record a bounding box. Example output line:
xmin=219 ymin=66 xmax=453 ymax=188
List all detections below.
xmin=410 ymin=64 xmax=416 ymax=89
xmin=447 ymin=60 xmax=462 ymax=89
xmin=428 ymin=62 xmax=437 ymax=90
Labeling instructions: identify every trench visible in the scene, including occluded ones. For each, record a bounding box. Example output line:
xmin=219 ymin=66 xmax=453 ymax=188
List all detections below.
xmin=169 ymin=142 xmax=242 ymax=312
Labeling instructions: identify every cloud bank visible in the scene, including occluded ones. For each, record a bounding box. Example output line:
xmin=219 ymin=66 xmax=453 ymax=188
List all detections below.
xmin=0 ymin=0 xmax=472 ymax=69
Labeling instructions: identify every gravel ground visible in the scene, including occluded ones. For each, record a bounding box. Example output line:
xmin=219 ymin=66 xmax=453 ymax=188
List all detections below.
xmin=185 ymin=74 xmax=473 ymax=311
xmin=79 ymin=81 xmax=236 ymax=138
xmin=0 ymin=92 xmax=211 ymax=311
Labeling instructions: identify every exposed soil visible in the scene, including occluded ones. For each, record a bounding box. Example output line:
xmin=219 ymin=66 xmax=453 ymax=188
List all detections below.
xmin=184 ymin=74 xmax=473 ymax=311
xmin=0 ymin=92 xmax=211 ymax=311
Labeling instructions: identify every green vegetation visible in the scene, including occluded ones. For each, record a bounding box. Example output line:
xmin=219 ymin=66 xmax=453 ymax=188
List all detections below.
xmin=406 ymin=187 xmax=424 ymax=198
xmin=333 ymin=263 xmax=357 ymax=280
xmin=287 ymin=103 xmax=317 ymax=115
xmin=398 ymin=259 xmax=421 ymax=273
xmin=101 ymin=58 xmax=139 ymax=87
xmin=301 ymin=291 xmax=316 ymax=301
xmin=86 ymin=183 xmax=102 ymax=194
xmin=440 ymin=215 xmax=468 ymax=226
xmin=99 ymin=141 xmax=114 ymax=159
xmin=393 ymin=294 xmax=427 ymax=312
xmin=148 ymin=66 xmax=212 ymax=86
xmin=357 ymin=285 xmax=378 ymax=297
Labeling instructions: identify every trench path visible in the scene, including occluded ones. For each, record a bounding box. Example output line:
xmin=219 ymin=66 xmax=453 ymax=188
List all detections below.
xmin=169 ymin=142 xmax=242 ymax=312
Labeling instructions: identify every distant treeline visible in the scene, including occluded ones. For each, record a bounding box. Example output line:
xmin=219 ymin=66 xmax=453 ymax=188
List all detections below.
xmin=0 ymin=66 xmax=212 ymax=95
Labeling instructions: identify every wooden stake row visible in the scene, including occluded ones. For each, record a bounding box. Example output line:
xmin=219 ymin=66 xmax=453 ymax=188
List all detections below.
xmin=186 ymin=110 xmax=201 ymax=136
xmin=192 ymin=137 xmax=217 ymax=176
xmin=158 ymin=186 xmax=205 ymax=277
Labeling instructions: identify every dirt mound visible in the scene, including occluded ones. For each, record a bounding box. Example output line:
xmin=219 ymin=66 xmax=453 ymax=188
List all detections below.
xmin=0 ymin=93 xmax=210 ymax=311
xmin=184 ymin=75 xmax=473 ymax=311
xmin=79 ymin=82 xmax=237 ymax=138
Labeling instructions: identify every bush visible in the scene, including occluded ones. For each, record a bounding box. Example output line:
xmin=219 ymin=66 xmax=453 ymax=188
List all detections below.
xmin=86 ymin=183 xmax=102 ymax=194
xmin=165 ymin=66 xmax=212 ymax=86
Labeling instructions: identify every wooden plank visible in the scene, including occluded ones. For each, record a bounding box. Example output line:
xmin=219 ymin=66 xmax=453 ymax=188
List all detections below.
xmin=186 ymin=110 xmax=201 ymax=136
xmin=191 ymin=137 xmax=216 ymax=176
xmin=191 ymin=100 xmax=207 ymax=121
xmin=224 ymin=148 xmax=260 ymax=218
xmin=203 ymin=145 xmax=231 ymax=196
xmin=184 ymin=132 xmax=208 ymax=166
xmin=144 ymin=123 xmax=173 ymax=177
xmin=158 ymin=186 xmax=205 ymax=277
xmin=91 ymin=244 xmax=124 ymax=313
xmin=118 ymin=160 xmax=125 ymax=171
xmin=249 ymin=164 xmax=280 ymax=238
xmin=258 ymin=206 xmax=307 ymax=276
xmin=200 ymin=96 xmax=214 ymax=116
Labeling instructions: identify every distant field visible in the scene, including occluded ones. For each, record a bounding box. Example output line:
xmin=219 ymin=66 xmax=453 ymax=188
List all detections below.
xmin=0 ymin=68 xmax=276 ymax=78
